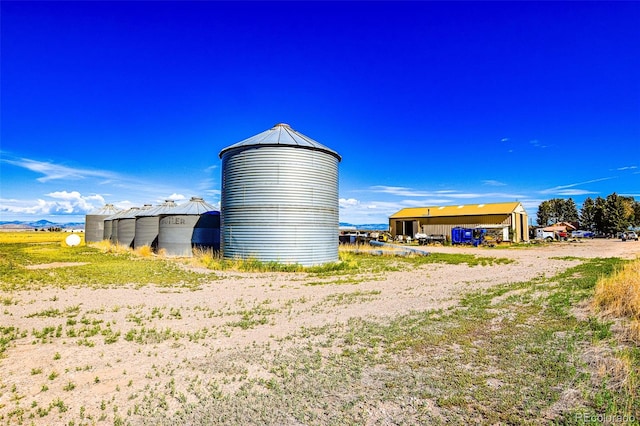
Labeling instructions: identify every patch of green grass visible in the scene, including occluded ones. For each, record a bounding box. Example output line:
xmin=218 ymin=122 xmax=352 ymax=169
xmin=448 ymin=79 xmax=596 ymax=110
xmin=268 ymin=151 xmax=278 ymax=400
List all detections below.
xmin=337 ymin=250 xmax=514 ymax=274
xmin=324 ymin=290 xmax=382 ymax=305
xmin=0 ymin=241 xmax=209 ymax=290
xmin=0 ymin=326 xmax=20 ymax=356
xmin=1 ymin=296 xmax=17 ymax=305
xmin=26 ymin=308 xmax=62 ymax=318
xmin=124 ymin=327 xmax=181 ymax=344
xmin=225 ymin=302 xmax=280 ymax=330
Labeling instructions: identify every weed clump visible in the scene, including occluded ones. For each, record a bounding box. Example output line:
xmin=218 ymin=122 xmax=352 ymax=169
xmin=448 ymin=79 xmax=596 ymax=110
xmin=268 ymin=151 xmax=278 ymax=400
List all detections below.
xmin=593 ymin=258 xmax=640 ymax=342
xmin=135 ymin=245 xmax=154 ymax=258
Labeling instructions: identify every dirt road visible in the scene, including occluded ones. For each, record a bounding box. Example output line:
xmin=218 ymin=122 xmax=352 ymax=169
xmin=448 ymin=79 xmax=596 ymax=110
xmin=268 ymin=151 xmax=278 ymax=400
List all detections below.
xmin=1 ymin=238 xmax=638 ymax=424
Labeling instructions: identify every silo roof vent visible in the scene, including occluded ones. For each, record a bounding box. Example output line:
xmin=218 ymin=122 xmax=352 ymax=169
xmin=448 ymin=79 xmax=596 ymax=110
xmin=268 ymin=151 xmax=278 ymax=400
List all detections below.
xmin=135 ymin=200 xmax=178 ymax=217
xmin=119 ymin=207 xmax=142 ymax=219
xmin=166 ymin=197 xmax=217 ymax=215
xmin=219 ymin=123 xmax=341 ymax=161
xmin=88 ymin=203 xmax=121 ymax=216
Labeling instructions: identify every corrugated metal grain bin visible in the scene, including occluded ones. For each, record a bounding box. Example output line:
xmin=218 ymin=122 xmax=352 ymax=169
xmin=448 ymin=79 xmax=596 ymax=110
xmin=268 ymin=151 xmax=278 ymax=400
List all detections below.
xmin=134 ymin=200 xmax=177 ymax=250
xmin=103 ymin=217 xmax=114 ymax=241
xmin=192 ymin=211 xmax=220 ymax=250
xmin=85 ymin=204 xmax=120 ymax=243
xmin=219 ymin=123 xmax=341 ymax=266
xmin=106 ymin=209 xmax=129 ymax=244
xmin=117 ymin=206 xmax=147 ymax=248
xmin=157 ymin=197 xmax=219 ymax=257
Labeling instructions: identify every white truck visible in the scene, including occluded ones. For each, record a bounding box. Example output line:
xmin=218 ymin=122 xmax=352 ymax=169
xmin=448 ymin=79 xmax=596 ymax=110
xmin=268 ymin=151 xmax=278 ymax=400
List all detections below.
xmin=535 ymin=228 xmax=556 ymax=241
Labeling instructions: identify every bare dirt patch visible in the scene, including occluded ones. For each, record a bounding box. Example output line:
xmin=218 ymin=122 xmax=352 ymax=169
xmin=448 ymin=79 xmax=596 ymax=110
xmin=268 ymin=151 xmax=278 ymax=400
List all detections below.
xmin=1 ymin=239 xmax=638 ymax=424
xmin=23 ymin=262 xmax=89 ymax=270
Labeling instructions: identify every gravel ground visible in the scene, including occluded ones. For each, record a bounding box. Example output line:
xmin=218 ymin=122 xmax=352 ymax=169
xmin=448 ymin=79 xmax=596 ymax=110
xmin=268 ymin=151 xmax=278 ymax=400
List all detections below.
xmin=1 ymin=238 xmax=638 ymax=424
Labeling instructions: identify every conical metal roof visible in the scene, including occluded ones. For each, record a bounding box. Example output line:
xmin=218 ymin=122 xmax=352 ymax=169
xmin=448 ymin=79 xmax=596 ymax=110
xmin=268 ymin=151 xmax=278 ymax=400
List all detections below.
xmin=219 ymin=123 xmax=341 ymax=161
xmin=136 ymin=200 xmax=178 ymax=217
xmin=105 ymin=208 xmax=135 ymax=221
xmin=88 ymin=204 xmax=121 ymax=216
xmin=164 ymin=197 xmax=217 ymax=215
xmin=118 ymin=207 xmax=146 ymax=219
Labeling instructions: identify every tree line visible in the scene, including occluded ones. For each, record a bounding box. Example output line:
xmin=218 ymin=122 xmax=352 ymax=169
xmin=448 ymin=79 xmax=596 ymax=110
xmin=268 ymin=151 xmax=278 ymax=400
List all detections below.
xmin=536 ymin=193 xmax=640 ymax=235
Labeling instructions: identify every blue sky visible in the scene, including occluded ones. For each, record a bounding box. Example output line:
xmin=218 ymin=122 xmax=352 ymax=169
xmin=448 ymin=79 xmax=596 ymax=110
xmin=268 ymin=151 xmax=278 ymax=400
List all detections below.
xmin=1 ymin=1 xmax=639 ymax=225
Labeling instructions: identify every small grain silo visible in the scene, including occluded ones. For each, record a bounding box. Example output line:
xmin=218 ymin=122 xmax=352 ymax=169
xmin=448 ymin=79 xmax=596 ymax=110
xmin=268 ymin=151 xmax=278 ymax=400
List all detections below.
xmin=85 ymin=204 xmax=120 ymax=243
xmin=219 ymin=123 xmax=341 ymax=266
xmin=106 ymin=209 xmax=129 ymax=244
xmin=157 ymin=197 xmax=219 ymax=257
xmin=134 ymin=200 xmax=177 ymax=250
xmin=117 ymin=206 xmax=148 ymax=248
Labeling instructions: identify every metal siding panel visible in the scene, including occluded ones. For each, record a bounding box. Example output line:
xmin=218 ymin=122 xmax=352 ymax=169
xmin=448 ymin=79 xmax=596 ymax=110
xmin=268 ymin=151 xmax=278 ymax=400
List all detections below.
xmin=110 ymin=219 xmax=119 ymax=244
xmin=193 ymin=213 xmax=221 ymax=251
xmin=134 ymin=216 xmax=160 ymax=249
xmin=221 ymin=146 xmax=339 ymax=266
xmin=85 ymin=215 xmax=107 ymax=243
xmin=117 ymin=218 xmax=136 ymax=248
xmin=158 ymin=215 xmax=198 ymax=257
xmin=103 ymin=220 xmax=113 ymax=241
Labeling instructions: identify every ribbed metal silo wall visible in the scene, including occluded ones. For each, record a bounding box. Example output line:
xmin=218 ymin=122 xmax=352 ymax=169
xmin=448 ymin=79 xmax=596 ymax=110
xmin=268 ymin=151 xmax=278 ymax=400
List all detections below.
xmin=158 ymin=215 xmax=199 ymax=257
xmin=110 ymin=219 xmax=119 ymax=244
xmin=85 ymin=215 xmax=108 ymax=243
xmin=117 ymin=218 xmax=136 ymax=248
xmin=103 ymin=220 xmax=113 ymax=241
xmin=134 ymin=216 xmax=160 ymax=249
xmin=221 ymin=146 xmax=339 ymax=266
xmin=193 ymin=212 xmax=220 ymax=251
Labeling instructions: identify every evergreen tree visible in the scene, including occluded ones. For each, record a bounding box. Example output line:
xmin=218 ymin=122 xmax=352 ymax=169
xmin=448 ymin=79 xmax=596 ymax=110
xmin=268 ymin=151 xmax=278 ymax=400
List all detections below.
xmin=603 ymin=193 xmax=630 ymax=234
xmin=593 ymin=196 xmax=606 ymax=234
xmin=539 ymin=194 xmax=637 ymax=233
xmin=536 ymin=200 xmax=552 ymax=226
xmin=620 ymin=196 xmax=636 ymax=227
xmin=562 ymin=198 xmax=579 ymax=224
xmin=633 ymin=200 xmax=640 ymax=228
xmin=580 ymin=197 xmax=596 ymax=231
xmin=549 ymin=198 xmax=564 ymax=224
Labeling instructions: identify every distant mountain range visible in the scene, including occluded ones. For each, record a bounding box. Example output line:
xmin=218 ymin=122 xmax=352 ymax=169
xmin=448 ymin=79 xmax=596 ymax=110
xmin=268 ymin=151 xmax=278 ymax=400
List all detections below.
xmin=339 ymin=223 xmax=388 ymax=231
xmin=1 ymin=220 xmax=386 ymax=231
xmin=0 ymin=220 xmax=85 ymax=230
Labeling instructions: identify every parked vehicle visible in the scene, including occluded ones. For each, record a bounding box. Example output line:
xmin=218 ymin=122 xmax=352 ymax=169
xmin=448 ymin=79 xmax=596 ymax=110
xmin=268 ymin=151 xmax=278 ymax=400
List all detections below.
xmin=621 ymin=231 xmax=639 ymax=241
xmin=536 ymin=228 xmax=556 ymax=241
xmin=414 ymin=233 xmax=446 ymax=245
xmin=571 ymin=230 xmax=595 ymax=238
xmin=452 ymin=227 xmax=485 ymax=246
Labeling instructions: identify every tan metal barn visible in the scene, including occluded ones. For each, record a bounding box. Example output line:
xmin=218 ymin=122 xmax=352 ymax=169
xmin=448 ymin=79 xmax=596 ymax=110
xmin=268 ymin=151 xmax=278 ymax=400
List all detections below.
xmin=389 ymin=202 xmax=529 ymax=243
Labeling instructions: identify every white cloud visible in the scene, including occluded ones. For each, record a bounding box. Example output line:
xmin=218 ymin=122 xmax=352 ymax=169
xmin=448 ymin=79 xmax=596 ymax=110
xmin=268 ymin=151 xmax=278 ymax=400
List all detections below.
xmin=0 ymin=191 xmax=106 ymax=216
xmin=2 ymin=157 xmax=117 ymax=182
xmin=529 ymin=139 xmax=548 ymax=148
xmin=539 ymin=177 xmax=613 ymax=195
xmin=615 ymin=165 xmax=638 ymax=171
xmin=164 ymin=193 xmax=187 ymax=202
xmin=114 ymin=200 xmax=136 ymax=210
xmin=370 ymin=186 xmax=431 ymax=197
xmin=339 ymin=198 xmax=398 ymax=224
xmin=202 ymin=189 xmax=221 ymax=198
xmin=552 ymin=189 xmax=598 ymax=196
xmin=482 ymin=180 xmax=507 ymax=187
xmin=339 ymin=198 xmax=359 ymax=207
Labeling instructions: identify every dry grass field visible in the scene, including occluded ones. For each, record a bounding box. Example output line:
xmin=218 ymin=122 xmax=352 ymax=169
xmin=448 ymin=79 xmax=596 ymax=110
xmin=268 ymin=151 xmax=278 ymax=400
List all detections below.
xmin=1 ymin=234 xmax=639 ymax=425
